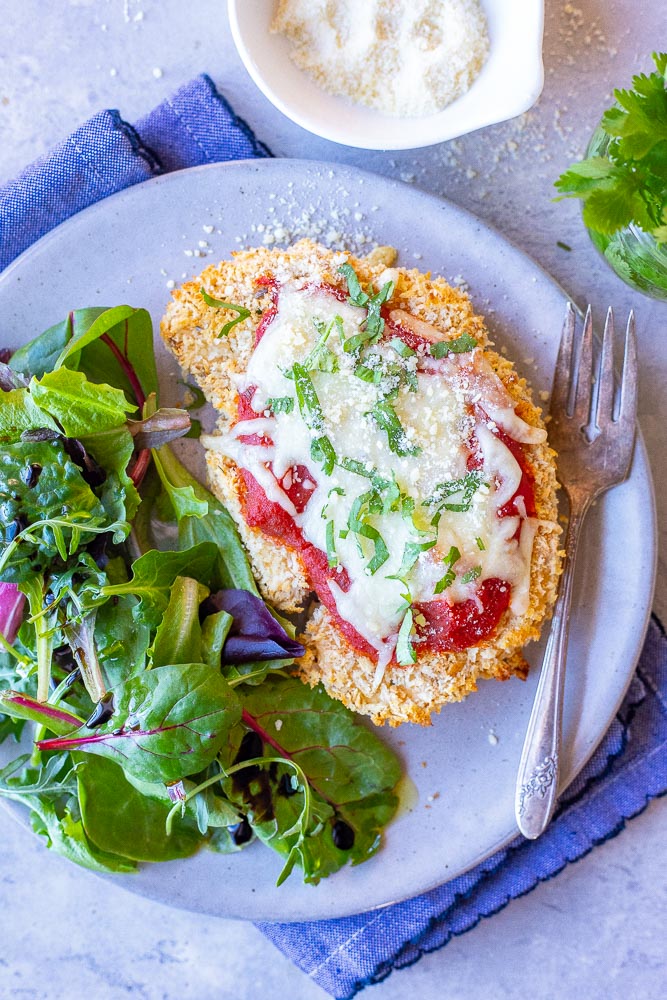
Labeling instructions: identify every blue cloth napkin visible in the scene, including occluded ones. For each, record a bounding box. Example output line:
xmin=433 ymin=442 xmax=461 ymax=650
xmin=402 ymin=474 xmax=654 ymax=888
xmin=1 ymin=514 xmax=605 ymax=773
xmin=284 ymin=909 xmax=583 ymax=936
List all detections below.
xmin=1 ymin=74 xmax=665 ymax=1000
xmin=0 ymin=74 xmax=270 ymax=273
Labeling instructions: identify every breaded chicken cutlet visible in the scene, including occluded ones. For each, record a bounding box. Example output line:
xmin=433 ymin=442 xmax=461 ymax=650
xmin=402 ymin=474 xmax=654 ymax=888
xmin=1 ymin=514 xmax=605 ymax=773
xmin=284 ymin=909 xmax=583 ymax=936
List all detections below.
xmin=161 ymin=239 xmax=561 ymax=726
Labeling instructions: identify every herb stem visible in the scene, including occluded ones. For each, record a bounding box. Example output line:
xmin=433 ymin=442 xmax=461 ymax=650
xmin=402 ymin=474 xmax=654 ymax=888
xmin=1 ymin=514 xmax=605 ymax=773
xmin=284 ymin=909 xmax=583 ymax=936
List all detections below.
xmin=0 ymin=628 xmax=31 ymax=668
xmin=21 ymin=577 xmax=53 ymax=703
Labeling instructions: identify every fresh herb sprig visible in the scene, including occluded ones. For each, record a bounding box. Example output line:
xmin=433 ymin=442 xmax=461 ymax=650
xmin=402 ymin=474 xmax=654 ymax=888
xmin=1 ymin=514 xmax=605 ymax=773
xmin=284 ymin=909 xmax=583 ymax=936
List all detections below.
xmin=555 ymin=52 xmax=667 ymax=242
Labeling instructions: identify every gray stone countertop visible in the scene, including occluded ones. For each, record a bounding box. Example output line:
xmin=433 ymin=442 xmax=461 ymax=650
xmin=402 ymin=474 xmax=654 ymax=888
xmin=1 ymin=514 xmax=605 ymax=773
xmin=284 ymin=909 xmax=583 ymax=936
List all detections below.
xmin=0 ymin=1 xmax=665 ymax=998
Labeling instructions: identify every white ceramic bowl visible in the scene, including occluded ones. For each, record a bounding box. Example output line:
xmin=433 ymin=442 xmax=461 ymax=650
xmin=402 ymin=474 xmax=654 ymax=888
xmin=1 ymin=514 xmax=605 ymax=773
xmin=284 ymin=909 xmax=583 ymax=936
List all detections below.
xmin=228 ymin=0 xmax=545 ymax=150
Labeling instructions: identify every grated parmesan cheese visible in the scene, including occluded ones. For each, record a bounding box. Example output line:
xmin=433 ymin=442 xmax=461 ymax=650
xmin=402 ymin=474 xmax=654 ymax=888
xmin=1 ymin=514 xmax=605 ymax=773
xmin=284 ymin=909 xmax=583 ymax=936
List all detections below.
xmin=272 ymin=0 xmax=489 ymax=118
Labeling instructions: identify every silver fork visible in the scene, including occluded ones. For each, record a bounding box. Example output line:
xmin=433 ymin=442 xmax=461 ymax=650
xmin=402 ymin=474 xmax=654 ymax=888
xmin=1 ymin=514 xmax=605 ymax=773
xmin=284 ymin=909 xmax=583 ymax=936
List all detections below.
xmin=515 ymin=303 xmax=638 ymax=839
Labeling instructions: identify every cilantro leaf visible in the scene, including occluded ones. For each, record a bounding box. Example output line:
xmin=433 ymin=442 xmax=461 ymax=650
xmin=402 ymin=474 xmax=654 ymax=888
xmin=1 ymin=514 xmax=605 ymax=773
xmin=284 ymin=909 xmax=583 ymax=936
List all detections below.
xmin=555 ymin=52 xmax=667 ymax=241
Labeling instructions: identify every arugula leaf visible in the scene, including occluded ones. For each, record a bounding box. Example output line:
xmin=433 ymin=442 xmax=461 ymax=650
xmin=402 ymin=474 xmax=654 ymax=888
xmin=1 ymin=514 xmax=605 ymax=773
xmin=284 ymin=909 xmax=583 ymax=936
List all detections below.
xmin=201 ymin=610 xmax=233 ymax=671
xmin=36 ymin=663 xmax=242 ymax=785
xmin=200 ymin=288 xmax=251 ymax=337
xmin=0 ymin=440 xmax=108 ymax=582
xmin=94 ymin=594 xmax=150 ymax=689
xmin=0 ymin=690 xmax=82 ymax=735
xmin=429 ymin=332 xmax=478 ymax=359
xmin=78 ymin=423 xmax=139 ymax=524
xmin=9 ymin=308 xmax=109 ymax=380
xmin=10 ymin=306 xmax=157 ymax=407
xmin=0 ymin=753 xmax=136 ymax=873
xmin=78 ymin=756 xmax=204 ymax=862
xmin=99 ymin=542 xmax=218 ymax=627
xmin=219 ymin=677 xmax=400 ymax=884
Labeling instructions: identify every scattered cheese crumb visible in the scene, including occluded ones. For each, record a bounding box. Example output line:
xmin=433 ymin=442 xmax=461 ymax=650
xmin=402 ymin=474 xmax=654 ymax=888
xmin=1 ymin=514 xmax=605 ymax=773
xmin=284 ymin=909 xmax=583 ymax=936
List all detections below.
xmin=274 ymin=719 xmax=283 ymax=731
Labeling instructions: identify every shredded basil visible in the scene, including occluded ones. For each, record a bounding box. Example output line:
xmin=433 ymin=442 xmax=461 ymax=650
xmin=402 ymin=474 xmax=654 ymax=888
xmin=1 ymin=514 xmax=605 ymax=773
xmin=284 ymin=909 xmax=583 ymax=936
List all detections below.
xmin=347 ymin=494 xmax=390 ymax=576
xmin=267 ymin=396 xmax=294 ymax=414
xmin=325 ymin=520 xmax=338 ymax=568
xmin=200 ymin=287 xmax=251 ymax=337
xmin=304 ymin=318 xmax=339 ymax=374
xmin=434 ymin=545 xmax=461 ymax=594
xmin=390 ymin=538 xmax=437 ymax=582
xmin=338 ymin=264 xmax=394 ymax=354
xmin=368 ymin=400 xmax=420 ymax=458
xmin=291 ymin=362 xmax=336 ymax=476
xmin=389 ymin=338 xmax=416 ymax=359
xmin=476 ymin=536 xmax=485 ymax=551
xmin=422 ymin=470 xmax=483 ymax=524
xmin=429 ymin=332 xmax=478 ymax=359
xmin=338 ymin=264 xmax=369 ymax=307
xmin=461 ymin=565 xmax=482 ymax=584
xmin=396 ymin=607 xmax=417 ymax=666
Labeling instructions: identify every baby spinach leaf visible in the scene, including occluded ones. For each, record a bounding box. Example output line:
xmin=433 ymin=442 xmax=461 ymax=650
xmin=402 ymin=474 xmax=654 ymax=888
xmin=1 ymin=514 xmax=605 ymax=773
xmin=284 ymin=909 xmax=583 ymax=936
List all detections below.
xmin=99 ymin=542 xmax=218 ymax=627
xmin=36 ymin=663 xmax=242 ymax=785
xmin=150 ymin=576 xmax=207 ymax=668
xmin=78 ymin=756 xmax=204 ymax=862
xmin=30 ymin=368 xmax=136 ymax=437
xmin=220 ymin=678 xmax=401 ymax=884
xmin=94 ymin=594 xmax=150 ymax=688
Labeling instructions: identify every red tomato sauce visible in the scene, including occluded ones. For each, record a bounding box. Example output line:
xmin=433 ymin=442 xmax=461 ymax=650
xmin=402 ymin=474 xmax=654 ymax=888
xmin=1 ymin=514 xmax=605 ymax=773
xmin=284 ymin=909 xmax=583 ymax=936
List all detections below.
xmin=235 ymin=278 xmax=536 ymax=662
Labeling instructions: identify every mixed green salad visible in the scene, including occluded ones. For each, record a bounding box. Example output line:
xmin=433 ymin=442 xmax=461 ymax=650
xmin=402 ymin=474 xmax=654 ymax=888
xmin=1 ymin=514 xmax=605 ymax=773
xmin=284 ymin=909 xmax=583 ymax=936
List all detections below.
xmin=0 ymin=305 xmax=400 ymax=884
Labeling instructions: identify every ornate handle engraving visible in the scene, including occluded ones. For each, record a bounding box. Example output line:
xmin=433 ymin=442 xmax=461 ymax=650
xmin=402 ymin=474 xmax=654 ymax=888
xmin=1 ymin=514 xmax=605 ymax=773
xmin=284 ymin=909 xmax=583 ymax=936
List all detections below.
xmin=517 ymin=754 xmax=558 ymax=817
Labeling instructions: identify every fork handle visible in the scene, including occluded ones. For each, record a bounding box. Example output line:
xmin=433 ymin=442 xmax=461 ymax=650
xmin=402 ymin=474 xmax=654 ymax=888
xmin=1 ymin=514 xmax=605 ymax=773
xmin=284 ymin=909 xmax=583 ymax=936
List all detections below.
xmin=514 ymin=501 xmax=587 ymax=839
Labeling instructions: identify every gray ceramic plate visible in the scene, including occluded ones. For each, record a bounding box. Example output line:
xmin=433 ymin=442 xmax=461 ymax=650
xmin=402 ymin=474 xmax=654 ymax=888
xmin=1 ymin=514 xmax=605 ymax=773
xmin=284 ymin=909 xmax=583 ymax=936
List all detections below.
xmin=0 ymin=160 xmax=656 ymax=921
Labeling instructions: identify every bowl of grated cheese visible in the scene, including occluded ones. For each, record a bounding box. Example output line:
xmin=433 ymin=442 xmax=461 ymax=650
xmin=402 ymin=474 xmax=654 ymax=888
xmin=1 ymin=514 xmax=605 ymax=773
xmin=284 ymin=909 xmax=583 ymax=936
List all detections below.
xmin=228 ymin=0 xmax=545 ymax=150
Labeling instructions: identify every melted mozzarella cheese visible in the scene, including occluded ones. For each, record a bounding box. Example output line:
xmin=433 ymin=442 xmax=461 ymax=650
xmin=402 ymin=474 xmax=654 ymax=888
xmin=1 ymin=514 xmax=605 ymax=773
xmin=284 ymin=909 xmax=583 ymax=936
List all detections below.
xmin=206 ymin=283 xmax=541 ymax=651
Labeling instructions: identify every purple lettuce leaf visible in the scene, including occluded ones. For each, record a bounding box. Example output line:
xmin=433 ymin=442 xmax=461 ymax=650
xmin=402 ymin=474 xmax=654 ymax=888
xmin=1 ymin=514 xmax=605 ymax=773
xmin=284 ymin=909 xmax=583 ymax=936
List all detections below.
xmin=201 ymin=589 xmax=304 ymax=664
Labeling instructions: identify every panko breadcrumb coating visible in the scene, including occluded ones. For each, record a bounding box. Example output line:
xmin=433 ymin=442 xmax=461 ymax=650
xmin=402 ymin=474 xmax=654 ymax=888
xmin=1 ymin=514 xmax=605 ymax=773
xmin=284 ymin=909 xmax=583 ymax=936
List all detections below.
xmin=161 ymin=240 xmax=561 ymax=726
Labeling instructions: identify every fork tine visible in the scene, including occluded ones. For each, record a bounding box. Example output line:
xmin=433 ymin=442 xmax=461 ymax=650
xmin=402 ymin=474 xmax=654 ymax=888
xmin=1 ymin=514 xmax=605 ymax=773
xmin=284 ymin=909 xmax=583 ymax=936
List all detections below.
xmin=573 ymin=305 xmax=594 ymax=426
xmin=595 ymin=307 xmax=615 ymax=428
xmin=550 ymin=302 xmax=576 ymax=414
xmin=619 ymin=310 xmax=638 ymax=429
